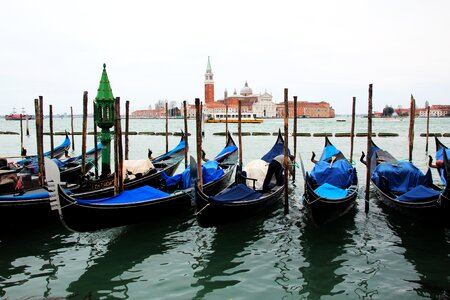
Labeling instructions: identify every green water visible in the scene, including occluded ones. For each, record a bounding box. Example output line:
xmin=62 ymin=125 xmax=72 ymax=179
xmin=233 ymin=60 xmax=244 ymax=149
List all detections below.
xmin=0 ymin=117 xmax=449 ymax=299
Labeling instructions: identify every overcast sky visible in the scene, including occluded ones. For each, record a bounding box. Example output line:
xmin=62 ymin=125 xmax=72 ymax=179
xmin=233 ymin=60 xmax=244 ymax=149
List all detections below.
xmin=1 ymin=0 xmax=449 ymax=115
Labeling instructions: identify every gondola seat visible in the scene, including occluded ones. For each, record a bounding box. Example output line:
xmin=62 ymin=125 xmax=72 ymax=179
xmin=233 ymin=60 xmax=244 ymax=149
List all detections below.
xmin=210 ymin=184 xmax=262 ymax=203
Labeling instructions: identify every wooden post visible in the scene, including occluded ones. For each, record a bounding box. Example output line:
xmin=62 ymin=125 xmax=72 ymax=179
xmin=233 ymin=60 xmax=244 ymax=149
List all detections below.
xmin=35 ymin=96 xmax=45 ymax=186
xmin=350 ymin=97 xmax=356 ymax=164
xmin=81 ymin=92 xmax=88 ymax=175
xmin=225 ymin=103 xmax=229 ymax=144
xmin=293 ymin=95 xmax=298 ymax=182
xmin=195 ymin=98 xmax=203 ymax=190
xmin=408 ymin=95 xmax=415 ymax=163
xmin=114 ymin=97 xmax=124 ymax=194
xmin=283 ymin=88 xmax=289 ymax=214
xmin=26 ymin=117 xmax=30 ymax=136
xmin=165 ymin=101 xmax=169 ymax=153
xmin=425 ymin=105 xmax=430 ymax=153
xmin=125 ymin=100 xmax=130 ymax=160
xmin=238 ymin=101 xmax=242 ymax=166
xmin=49 ymin=104 xmax=54 ymax=158
xmin=365 ymin=84 xmax=373 ymax=214
xmin=19 ymin=113 xmax=24 ymax=155
xmin=93 ymin=102 xmax=99 ymax=179
xmin=183 ymin=100 xmax=188 ymax=168
xmin=70 ymin=106 xmax=75 ymax=151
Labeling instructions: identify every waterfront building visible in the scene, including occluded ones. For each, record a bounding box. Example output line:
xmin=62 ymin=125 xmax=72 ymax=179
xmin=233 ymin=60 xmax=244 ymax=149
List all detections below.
xmin=276 ymin=101 xmax=335 ymax=118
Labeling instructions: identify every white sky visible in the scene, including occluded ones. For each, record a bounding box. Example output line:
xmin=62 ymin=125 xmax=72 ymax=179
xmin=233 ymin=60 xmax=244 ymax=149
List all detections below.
xmin=1 ymin=0 xmax=449 ymax=115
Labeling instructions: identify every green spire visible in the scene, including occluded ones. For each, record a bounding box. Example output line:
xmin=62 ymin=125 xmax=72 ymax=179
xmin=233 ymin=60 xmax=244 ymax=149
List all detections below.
xmin=96 ymin=63 xmax=114 ymax=101
xmin=206 ymin=56 xmax=212 ymax=73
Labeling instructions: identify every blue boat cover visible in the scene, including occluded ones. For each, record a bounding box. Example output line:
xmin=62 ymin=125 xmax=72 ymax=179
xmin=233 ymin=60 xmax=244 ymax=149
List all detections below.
xmin=319 ymin=145 xmax=342 ymax=162
xmin=261 ymin=142 xmax=290 ymax=163
xmin=210 ymin=183 xmax=262 ymax=203
xmin=313 ymin=182 xmax=348 ymax=200
xmin=162 ymin=160 xmax=225 ymax=189
xmin=0 ymin=191 xmax=50 ymax=201
xmin=436 ymin=147 xmax=450 ymax=184
xmin=396 ymin=185 xmax=441 ymax=202
xmin=152 ymin=139 xmax=185 ymax=163
xmin=371 ymin=162 xmax=433 ymax=194
xmin=214 ymin=145 xmax=238 ymax=162
xmin=75 ymin=185 xmax=170 ymax=205
xmin=310 ymin=160 xmax=356 ymax=189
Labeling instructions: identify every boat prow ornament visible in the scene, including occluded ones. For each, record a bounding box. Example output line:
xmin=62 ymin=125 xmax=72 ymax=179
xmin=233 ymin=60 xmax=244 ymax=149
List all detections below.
xmin=44 ymin=157 xmax=62 ymax=212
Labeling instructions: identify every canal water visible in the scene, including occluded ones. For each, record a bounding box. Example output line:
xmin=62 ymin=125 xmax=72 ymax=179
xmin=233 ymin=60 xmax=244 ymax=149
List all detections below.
xmin=0 ymin=117 xmax=449 ymax=299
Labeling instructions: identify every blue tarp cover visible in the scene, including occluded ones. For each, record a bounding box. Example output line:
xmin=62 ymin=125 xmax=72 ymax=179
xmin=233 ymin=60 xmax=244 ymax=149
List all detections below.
xmin=152 ymin=139 xmax=185 ymax=163
xmin=261 ymin=142 xmax=290 ymax=163
xmin=310 ymin=160 xmax=356 ymax=189
xmin=0 ymin=191 xmax=50 ymax=201
xmin=319 ymin=145 xmax=341 ymax=162
xmin=210 ymin=183 xmax=262 ymax=203
xmin=75 ymin=185 xmax=170 ymax=205
xmin=313 ymin=182 xmax=348 ymax=200
xmin=371 ymin=162 xmax=432 ymax=194
xmin=396 ymin=185 xmax=441 ymax=202
xmin=436 ymin=147 xmax=450 ymax=184
xmin=214 ymin=145 xmax=238 ymax=162
xmin=162 ymin=160 xmax=224 ymax=189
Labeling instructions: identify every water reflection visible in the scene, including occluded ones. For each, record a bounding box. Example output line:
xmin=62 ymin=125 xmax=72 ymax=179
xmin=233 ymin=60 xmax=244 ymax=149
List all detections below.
xmin=299 ymin=207 xmax=357 ymax=299
xmin=191 ymin=213 xmax=267 ymax=299
xmin=383 ymin=207 xmax=450 ymax=299
xmin=66 ymin=214 xmax=192 ymax=299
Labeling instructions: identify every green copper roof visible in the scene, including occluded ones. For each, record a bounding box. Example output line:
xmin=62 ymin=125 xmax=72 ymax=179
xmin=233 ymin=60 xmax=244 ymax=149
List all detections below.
xmin=206 ymin=56 xmax=212 ymax=73
xmin=96 ymin=63 xmax=114 ymax=101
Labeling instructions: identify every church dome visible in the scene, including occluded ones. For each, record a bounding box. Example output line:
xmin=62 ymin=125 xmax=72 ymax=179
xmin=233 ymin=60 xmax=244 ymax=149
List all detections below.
xmin=240 ymin=81 xmax=253 ymax=96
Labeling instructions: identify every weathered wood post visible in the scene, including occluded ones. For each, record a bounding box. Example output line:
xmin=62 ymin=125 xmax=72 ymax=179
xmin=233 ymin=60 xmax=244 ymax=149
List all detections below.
xmin=183 ymin=100 xmax=188 ymax=168
xmin=238 ymin=101 xmax=242 ymax=167
xmin=425 ymin=104 xmax=430 ymax=153
xmin=284 ymin=88 xmax=289 ymax=214
xmin=165 ymin=101 xmax=169 ymax=153
xmin=70 ymin=106 xmax=75 ymax=151
xmin=125 ymin=100 xmax=130 ymax=160
xmin=93 ymin=102 xmax=99 ymax=179
xmin=114 ymin=97 xmax=124 ymax=195
xmin=19 ymin=113 xmax=24 ymax=155
xmin=350 ymin=97 xmax=356 ymax=164
xmin=81 ymin=92 xmax=88 ymax=175
xmin=49 ymin=104 xmax=54 ymax=158
xmin=195 ymin=98 xmax=203 ymax=190
xmin=365 ymin=84 xmax=373 ymax=214
xmin=225 ymin=103 xmax=229 ymax=144
xmin=408 ymin=95 xmax=416 ymax=163
xmin=293 ymin=95 xmax=298 ymax=182
xmin=35 ymin=96 xmax=45 ymax=186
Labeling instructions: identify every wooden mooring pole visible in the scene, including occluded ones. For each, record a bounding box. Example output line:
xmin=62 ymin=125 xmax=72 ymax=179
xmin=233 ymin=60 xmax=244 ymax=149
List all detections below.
xmin=284 ymin=88 xmax=289 ymax=215
xmin=114 ymin=97 xmax=124 ymax=195
xmin=49 ymin=104 xmax=54 ymax=158
xmin=35 ymin=97 xmax=45 ymax=186
xmin=19 ymin=113 xmax=24 ymax=156
xmin=70 ymin=106 xmax=75 ymax=151
xmin=195 ymin=98 xmax=203 ymax=190
xmin=81 ymin=92 xmax=88 ymax=175
xmin=165 ymin=101 xmax=169 ymax=153
xmin=238 ymin=101 xmax=243 ymax=167
xmin=425 ymin=104 xmax=430 ymax=153
xmin=225 ymin=103 xmax=229 ymax=144
xmin=364 ymin=84 xmax=373 ymax=214
xmin=293 ymin=95 xmax=297 ymax=182
xmin=93 ymin=101 xmax=99 ymax=179
xmin=183 ymin=100 xmax=188 ymax=168
xmin=350 ymin=97 xmax=356 ymax=164
xmin=408 ymin=95 xmax=416 ymax=163
xmin=125 ymin=100 xmax=130 ymax=160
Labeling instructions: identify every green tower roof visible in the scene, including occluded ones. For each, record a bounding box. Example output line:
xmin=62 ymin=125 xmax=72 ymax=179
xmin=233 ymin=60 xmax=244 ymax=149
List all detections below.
xmin=96 ymin=63 xmax=114 ymax=101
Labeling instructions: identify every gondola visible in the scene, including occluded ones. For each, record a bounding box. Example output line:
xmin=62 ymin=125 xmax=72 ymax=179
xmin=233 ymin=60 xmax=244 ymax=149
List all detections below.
xmin=16 ymin=133 xmax=71 ymax=166
xmin=51 ymin=133 xmax=239 ymax=232
xmin=0 ymin=135 xmax=187 ymax=231
xmin=19 ymin=143 xmax=102 ymax=184
xmin=194 ymin=130 xmax=289 ymax=227
xmin=68 ymin=134 xmax=187 ymax=199
xmin=302 ymin=137 xmax=358 ymax=224
xmin=433 ymin=136 xmax=450 ymax=185
xmin=361 ymin=140 xmax=449 ymax=226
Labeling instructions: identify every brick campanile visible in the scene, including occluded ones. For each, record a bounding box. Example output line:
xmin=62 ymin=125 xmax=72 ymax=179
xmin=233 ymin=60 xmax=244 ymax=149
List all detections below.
xmin=204 ymin=56 xmax=214 ymax=104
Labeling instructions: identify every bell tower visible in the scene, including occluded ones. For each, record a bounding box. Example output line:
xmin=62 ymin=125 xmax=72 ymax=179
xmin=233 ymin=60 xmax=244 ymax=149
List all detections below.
xmin=204 ymin=56 xmax=214 ymax=104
